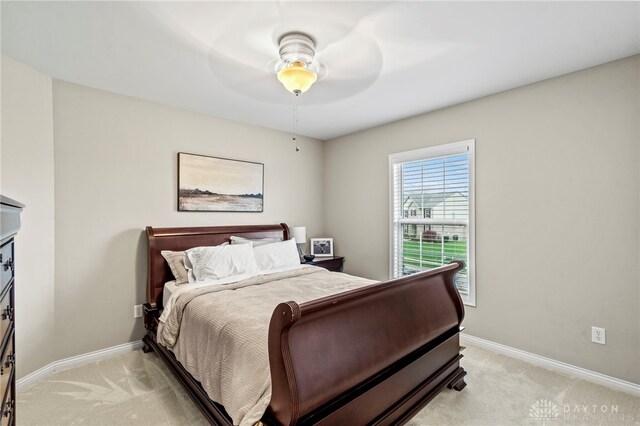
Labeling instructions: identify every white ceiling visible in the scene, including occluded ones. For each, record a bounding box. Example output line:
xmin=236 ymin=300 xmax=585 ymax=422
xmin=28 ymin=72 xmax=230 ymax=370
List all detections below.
xmin=2 ymin=1 xmax=638 ymax=140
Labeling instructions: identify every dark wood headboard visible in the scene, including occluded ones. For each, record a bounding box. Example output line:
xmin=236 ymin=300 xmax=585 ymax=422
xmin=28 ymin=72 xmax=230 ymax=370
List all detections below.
xmin=145 ymin=223 xmax=290 ymax=308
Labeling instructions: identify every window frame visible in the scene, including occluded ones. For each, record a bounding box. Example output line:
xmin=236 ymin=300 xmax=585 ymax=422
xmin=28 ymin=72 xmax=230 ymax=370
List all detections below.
xmin=388 ymin=139 xmax=476 ymax=307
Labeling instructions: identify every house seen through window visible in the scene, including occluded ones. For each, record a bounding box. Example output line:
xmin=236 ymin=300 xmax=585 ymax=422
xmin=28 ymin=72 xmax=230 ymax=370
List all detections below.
xmin=389 ymin=140 xmax=476 ymax=306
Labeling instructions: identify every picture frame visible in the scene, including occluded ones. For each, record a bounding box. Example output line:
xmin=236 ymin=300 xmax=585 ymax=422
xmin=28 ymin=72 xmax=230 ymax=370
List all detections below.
xmin=311 ymin=238 xmax=333 ymax=257
xmin=178 ymin=152 xmax=264 ymax=212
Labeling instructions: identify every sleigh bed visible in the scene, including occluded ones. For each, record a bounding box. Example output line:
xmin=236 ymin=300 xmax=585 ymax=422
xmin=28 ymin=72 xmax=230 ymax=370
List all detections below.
xmin=142 ymin=223 xmax=467 ymax=425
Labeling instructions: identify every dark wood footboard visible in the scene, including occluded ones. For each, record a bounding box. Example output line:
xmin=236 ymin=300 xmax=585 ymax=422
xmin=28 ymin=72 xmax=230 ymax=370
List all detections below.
xmin=266 ymin=261 xmax=466 ymax=425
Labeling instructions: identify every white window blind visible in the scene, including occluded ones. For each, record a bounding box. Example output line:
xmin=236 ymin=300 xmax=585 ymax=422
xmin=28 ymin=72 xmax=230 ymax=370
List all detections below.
xmin=389 ymin=140 xmax=476 ymax=306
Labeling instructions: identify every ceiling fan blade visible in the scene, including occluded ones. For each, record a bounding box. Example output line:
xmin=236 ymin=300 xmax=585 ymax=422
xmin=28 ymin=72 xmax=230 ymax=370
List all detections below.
xmin=185 ymin=2 xmax=397 ymax=104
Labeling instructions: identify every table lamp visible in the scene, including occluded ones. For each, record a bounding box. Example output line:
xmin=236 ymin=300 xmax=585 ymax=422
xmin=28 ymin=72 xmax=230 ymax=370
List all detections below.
xmin=290 ymin=226 xmax=307 ymax=261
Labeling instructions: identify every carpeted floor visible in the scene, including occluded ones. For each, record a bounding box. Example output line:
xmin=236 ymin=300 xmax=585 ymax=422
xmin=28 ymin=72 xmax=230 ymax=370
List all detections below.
xmin=17 ymin=344 xmax=639 ymax=425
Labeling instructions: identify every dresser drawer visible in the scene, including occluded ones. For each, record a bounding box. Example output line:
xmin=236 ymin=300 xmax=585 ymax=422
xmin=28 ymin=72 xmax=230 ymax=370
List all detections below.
xmin=0 ymin=242 xmax=13 ymax=294
xmin=0 ymin=287 xmax=13 ymax=344
xmin=0 ymin=337 xmax=13 ymax=404
xmin=0 ymin=379 xmax=12 ymax=426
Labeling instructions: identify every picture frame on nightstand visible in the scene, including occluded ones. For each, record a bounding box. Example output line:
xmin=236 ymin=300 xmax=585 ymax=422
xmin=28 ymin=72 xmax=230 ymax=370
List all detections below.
xmin=311 ymin=238 xmax=333 ymax=257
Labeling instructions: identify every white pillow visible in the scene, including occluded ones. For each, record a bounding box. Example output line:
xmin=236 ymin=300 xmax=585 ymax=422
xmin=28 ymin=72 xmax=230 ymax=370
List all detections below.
xmin=253 ymin=238 xmax=301 ymax=271
xmin=186 ymin=243 xmax=258 ymax=281
xmin=230 ymin=235 xmax=282 ymax=247
xmin=162 ymin=242 xmax=228 ymax=285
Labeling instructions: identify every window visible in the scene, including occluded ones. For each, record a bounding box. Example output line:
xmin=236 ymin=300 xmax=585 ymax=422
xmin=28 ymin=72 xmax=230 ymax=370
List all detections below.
xmin=389 ymin=140 xmax=475 ymax=306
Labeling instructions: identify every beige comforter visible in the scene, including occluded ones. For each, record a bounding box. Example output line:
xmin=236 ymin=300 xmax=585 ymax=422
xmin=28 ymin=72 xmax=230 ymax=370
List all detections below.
xmin=157 ymin=266 xmax=376 ymax=426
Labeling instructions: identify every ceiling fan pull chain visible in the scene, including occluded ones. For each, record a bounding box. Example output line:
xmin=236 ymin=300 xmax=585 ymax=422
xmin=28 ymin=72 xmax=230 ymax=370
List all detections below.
xmin=292 ymin=92 xmax=300 ymax=151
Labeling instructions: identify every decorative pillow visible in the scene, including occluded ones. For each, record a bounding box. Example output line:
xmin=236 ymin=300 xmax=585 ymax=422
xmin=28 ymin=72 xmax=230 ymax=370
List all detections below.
xmin=253 ymin=238 xmax=301 ymax=271
xmin=186 ymin=243 xmax=258 ymax=281
xmin=161 ymin=243 xmax=229 ymax=285
xmin=160 ymin=250 xmax=190 ymax=285
xmin=230 ymin=235 xmax=282 ymax=247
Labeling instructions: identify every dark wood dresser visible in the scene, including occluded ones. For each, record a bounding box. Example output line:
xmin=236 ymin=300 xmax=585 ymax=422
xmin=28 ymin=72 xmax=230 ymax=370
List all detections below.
xmin=0 ymin=196 xmax=23 ymax=426
xmin=304 ymin=256 xmax=344 ymax=272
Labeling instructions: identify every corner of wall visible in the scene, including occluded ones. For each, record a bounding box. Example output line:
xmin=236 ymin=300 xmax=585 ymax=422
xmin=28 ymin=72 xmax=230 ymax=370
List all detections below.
xmin=1 ymin=55 xmax=57 ymax=380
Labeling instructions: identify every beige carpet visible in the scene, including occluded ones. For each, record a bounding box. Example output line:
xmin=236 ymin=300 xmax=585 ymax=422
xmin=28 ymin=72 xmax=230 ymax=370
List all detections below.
xmin=17 ymin=345 xmax=639 ymax=425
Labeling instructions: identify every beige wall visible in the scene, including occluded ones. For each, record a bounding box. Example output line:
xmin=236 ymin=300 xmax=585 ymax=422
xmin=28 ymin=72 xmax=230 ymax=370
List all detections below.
xmin=51 ymin=81 xmax=324 ymax=360
xmin=0 ymin=55 xmax=56 ymax=378
xmin=324 ymin=56 xmax=640 ymax=383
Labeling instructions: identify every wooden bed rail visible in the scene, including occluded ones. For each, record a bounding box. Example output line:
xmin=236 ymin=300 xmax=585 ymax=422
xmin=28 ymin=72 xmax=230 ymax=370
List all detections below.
xmin=267 ymin=261 xmax=466 ymax=425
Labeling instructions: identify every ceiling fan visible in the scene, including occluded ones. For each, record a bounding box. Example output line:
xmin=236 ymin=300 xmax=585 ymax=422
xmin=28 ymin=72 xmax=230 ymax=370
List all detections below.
xmin=198 ymin=3 xmax=385 ymax=105
xmin=272 ymin=32 xmax=323 ymax=95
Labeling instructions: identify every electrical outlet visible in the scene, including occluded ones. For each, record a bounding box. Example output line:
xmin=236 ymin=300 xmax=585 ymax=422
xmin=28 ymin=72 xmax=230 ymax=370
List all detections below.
xmin=591 ymin=326 xmax=605 ymax=345
xmin=134 ymin=304 xmax=143 ymax=319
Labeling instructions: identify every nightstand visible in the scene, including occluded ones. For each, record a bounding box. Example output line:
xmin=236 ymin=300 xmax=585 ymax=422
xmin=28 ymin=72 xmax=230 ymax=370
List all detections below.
xmin=304 ymin=256 xmax=345 ymax=272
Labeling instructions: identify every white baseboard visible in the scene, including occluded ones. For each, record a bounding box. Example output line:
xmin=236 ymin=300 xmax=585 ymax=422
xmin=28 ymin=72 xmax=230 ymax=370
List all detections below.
xmin=16 ymin=340 xmax=143 ymax=392
xmin=15 ymin=363 xmax=55 ymax=393
xmin=461 ymin=334 xmax=640 ymax=396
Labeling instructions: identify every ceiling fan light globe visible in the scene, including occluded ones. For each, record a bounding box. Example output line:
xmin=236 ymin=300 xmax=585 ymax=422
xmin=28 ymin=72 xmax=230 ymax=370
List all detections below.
xmin=277 ymin=63 xmax=318 ymax=94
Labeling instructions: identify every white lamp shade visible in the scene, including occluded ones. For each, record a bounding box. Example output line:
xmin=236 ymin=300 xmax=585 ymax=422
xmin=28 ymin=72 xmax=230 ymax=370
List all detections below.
xmin=290 ymin=226 xmax=307 ymax=244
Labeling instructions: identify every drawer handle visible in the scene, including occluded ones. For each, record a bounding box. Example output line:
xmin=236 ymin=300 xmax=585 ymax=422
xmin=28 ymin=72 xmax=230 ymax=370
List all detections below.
xmin=2 ymin=259 xmax=13 ymax=274
xmin=1 ymin=307 xmax=13 ymax=322
xmin=4 ymin=353 xmax=14 ymax=369
xmin=0 ymin=352 xmax=11 ymax=375
xmin=3 ymin=400 xmax=12 ymax=418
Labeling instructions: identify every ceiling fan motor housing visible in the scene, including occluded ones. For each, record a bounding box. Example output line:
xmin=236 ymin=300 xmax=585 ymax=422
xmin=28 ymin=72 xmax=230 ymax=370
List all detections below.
xmin=278 ymin=33 xmax=316 ymax=66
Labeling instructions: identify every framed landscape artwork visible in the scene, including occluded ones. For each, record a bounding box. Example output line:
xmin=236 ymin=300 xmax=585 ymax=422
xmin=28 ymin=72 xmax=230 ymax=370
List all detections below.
xmin=311 ymin=238 xmax=334 ymax=257
xmin=178 ymin=152 xmax=264 ymax=212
